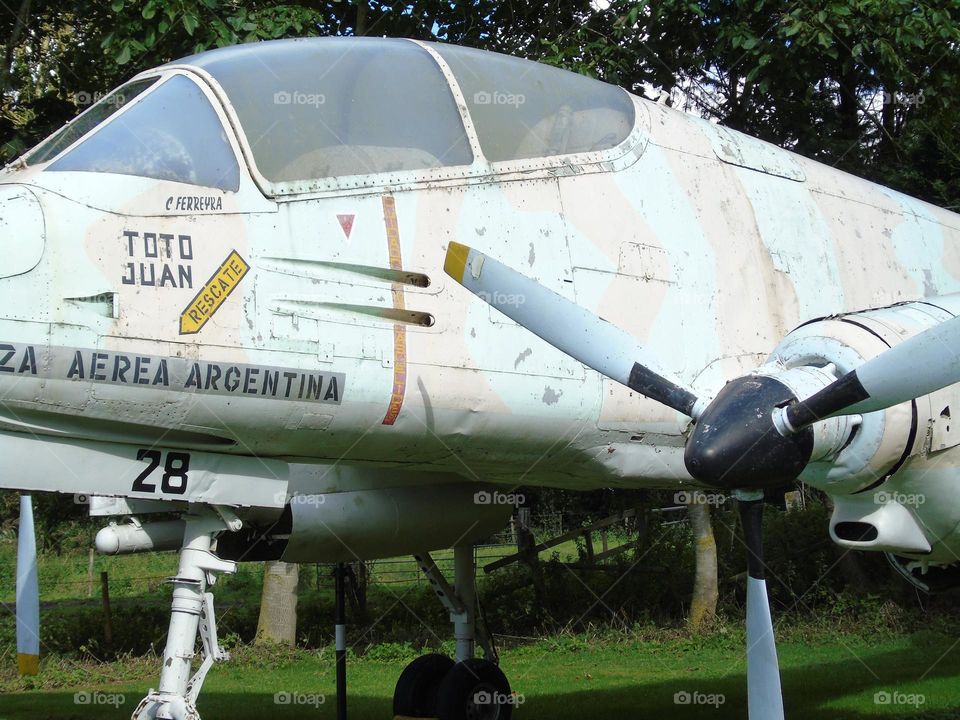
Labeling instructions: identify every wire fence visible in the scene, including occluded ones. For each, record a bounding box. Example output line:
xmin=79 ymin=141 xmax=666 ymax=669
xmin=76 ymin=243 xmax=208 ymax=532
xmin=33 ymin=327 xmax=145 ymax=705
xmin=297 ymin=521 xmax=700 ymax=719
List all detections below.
xmin=3 ymin=509 xmax=689 ymax=604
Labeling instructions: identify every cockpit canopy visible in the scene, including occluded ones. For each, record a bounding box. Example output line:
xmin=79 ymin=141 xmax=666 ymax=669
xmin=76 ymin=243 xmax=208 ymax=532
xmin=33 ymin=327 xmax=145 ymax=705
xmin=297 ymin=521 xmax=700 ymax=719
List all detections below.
xmin=23 ymin=37 xmax=637 ymax=195
xmin=184 ymin=37 xmax=474 ymax=183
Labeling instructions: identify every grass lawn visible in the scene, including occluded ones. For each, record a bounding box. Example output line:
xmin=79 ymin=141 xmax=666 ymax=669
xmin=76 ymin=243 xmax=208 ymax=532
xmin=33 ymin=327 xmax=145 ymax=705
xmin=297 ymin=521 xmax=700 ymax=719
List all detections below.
xmin=2 ymin=629 xmax=960 ymax=719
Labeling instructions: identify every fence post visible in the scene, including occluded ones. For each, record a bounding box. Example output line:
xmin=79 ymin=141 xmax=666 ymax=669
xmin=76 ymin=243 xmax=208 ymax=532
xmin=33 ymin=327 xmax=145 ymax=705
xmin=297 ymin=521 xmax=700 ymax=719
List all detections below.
xmin=100 ymin=571 xmax=113 ymax=650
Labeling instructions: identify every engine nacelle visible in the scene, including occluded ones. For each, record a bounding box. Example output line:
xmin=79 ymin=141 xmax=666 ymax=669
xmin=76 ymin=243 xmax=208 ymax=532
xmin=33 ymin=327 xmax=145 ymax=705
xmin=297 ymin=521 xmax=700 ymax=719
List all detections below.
xmin=217 ymin=482 xmax=515 ymax=563
xmin=770 ymin=294 xmax=960 ymax=496
xmin=768 ymin=294 xmax=960 ymax=563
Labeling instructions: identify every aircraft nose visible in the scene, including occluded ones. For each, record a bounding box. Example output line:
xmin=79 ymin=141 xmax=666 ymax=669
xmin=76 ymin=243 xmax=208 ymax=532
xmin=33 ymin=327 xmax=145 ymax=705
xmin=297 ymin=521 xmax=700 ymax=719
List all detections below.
xmin=0 ymin=184 xmax=45 ymax=280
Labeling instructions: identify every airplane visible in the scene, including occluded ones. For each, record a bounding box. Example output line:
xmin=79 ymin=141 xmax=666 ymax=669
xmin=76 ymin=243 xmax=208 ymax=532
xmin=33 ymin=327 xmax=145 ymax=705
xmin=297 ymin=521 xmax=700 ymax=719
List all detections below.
xmin=2 ymin=34 xmax=960 ymax=720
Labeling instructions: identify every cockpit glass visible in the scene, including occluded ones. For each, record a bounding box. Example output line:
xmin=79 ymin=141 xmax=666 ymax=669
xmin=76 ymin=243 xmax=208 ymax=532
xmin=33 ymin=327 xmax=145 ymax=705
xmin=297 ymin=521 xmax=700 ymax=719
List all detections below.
xmin=431 ymin=43 xmax=635 ymax=163
xmin=47 ymin=74 xmax=240 ymax=192
xmin=187 ymin=37 xmax=473 ymax=182
xmin=25 ymin=77 xmax=158 ymax=165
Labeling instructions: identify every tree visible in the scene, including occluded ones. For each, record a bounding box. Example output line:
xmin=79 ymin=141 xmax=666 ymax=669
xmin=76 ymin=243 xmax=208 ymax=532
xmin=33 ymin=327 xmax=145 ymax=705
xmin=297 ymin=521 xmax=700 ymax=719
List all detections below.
xmin=599 ymin=0 xmax=960 ymax=208
xmin=255 ymin=560 xmax=299 ymax=646
xmin=686 ymin=491 xmax=718 ymax=631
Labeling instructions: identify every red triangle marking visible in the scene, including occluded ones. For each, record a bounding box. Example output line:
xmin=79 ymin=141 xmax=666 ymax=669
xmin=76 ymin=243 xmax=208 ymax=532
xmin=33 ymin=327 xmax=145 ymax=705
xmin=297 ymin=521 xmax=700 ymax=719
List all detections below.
xmin=337 ymin=214 xmax=355 ymax=239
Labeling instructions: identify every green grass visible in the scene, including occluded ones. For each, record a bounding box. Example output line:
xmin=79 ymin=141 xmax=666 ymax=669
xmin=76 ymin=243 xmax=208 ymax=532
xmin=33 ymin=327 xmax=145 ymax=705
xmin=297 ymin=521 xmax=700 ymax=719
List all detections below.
xmin=2 ymin=628 xmax=960 ymax=719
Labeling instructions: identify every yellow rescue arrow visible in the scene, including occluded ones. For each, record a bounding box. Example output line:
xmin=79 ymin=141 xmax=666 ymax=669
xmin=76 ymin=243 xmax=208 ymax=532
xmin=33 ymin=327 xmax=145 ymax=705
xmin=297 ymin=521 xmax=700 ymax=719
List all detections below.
xmin=179 ymin=250 xmax=250 ymax=335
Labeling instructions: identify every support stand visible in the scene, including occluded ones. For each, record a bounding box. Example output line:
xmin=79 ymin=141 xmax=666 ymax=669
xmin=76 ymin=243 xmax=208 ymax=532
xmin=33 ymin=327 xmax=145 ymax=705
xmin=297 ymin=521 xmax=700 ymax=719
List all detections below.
xmin=334 ymin=561 xmax=347 ymax=720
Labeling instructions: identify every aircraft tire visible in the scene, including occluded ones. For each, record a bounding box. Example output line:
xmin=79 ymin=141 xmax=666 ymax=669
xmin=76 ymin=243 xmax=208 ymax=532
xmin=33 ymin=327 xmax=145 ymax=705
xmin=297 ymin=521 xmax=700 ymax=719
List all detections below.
xmin=393 ymin=652 xmax=456 ymax=718
xmin=436 ymin=658 xmax=513 ymax=720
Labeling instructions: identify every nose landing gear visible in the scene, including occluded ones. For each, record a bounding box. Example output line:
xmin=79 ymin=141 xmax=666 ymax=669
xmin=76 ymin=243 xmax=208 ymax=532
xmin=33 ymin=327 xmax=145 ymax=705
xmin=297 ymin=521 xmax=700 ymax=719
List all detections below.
xmin=393 ymin=545 xmax=515 ymax=720
xmin=132 ymin=510 xmax=240 ymax=720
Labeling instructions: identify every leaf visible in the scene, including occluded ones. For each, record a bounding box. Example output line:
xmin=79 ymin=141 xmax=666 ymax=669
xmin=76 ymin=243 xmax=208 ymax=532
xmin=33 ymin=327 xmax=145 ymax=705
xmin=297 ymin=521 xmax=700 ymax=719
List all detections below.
xmin=784 ymin=22 xmax=803 ymax=37
xmin=116 ymin=44 xmax=131 ymax=65
xmin=183 ymin=13 xmax=199 ymax=35
xmin=142 ymin=1 xmax=156 ymax=19
xmin=110 ymin=0 xmax=124 ymax=11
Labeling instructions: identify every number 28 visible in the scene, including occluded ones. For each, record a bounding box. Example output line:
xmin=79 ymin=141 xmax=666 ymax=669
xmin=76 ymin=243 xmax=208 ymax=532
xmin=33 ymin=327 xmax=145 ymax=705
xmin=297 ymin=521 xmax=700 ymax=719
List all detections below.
xmin=132 ymin=449 xmax=191 ymax=495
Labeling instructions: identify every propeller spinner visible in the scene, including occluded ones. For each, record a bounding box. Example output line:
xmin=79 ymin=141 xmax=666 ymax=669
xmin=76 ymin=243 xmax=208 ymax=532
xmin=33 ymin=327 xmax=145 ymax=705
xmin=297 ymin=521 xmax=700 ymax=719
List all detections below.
xmin=445 ymin=240 xmax=960 ymax=720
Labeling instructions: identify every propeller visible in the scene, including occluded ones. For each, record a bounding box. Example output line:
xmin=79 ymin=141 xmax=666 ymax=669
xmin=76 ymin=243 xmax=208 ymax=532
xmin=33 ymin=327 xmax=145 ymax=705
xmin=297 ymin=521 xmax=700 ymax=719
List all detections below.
xmin=685 ymin=311 xmax=960 ymax=489
xmin=445 ymin=241 xmax=960 ymax=719
xmin=16 ymin=494 xmax=40 ymax=676
xmin=444 ymin=242 xmax=705 ymax=418
xmin=738 ymin=490 xmax=784 ymax=719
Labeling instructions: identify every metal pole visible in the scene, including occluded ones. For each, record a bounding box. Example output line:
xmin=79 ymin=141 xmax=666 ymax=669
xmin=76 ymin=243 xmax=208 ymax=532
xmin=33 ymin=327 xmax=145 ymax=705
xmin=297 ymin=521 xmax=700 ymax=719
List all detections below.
xmin=334 ymin=562 xmax=347 ymax=720
xmin=453 ymin=544 xmax=476 ymax=662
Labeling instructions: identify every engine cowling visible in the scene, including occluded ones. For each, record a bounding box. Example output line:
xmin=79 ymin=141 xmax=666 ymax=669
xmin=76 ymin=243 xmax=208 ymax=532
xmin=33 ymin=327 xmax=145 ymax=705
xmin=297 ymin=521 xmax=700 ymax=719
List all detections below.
xmin=769 ymin=294 xmax=960 ymax=563
xmin=770 ymin=296 xmax=960 ymax=494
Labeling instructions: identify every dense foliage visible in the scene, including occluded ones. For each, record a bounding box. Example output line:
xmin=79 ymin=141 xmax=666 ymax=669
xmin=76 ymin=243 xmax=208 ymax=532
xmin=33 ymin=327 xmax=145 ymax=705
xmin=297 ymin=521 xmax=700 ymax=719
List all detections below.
xmin=1 ymin=493 xmax=946 ymax=658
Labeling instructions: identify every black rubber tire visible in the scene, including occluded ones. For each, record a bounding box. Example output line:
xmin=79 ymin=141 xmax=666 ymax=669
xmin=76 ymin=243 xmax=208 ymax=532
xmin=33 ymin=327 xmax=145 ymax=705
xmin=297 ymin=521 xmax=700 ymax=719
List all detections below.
xmin=393 ymin=653 xmax=456 ymax=718
xmin=436 ymin=658 xmax=513 ymax=720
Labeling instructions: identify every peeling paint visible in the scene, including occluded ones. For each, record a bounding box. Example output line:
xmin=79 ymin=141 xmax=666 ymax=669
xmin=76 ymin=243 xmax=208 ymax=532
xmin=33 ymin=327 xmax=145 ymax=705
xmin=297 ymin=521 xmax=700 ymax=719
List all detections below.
xmin=514 ymin=348 xmax=532 ymax=369
xmin=542 ymin=386 xmax=562 ymax=405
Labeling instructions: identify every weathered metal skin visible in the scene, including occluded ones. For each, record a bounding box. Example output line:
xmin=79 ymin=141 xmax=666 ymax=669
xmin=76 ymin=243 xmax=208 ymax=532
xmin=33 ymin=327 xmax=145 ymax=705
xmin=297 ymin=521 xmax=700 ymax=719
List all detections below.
xmin=1 ymin=38 xmax=960 ymax=563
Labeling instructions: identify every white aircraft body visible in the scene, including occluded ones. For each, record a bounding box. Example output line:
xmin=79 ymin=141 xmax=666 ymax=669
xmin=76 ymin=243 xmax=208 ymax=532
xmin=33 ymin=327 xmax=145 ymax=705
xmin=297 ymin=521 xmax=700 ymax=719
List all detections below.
xmin=2 ymin=36 xmax=960 ymax=720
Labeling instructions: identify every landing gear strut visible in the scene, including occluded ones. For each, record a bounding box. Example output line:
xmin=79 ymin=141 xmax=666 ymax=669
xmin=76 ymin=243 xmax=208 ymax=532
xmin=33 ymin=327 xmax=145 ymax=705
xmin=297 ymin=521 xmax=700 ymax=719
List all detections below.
xmin=394 ymin=545 xmax=514 ymax=720
xmin=132 ymin=510 xmax=240 ymax=720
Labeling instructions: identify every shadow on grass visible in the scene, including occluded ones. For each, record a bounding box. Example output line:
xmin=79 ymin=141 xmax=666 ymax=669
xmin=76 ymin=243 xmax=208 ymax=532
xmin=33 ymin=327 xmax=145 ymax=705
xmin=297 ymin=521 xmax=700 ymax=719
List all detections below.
xmin=3 ymin=634 xmax=960 ymax=719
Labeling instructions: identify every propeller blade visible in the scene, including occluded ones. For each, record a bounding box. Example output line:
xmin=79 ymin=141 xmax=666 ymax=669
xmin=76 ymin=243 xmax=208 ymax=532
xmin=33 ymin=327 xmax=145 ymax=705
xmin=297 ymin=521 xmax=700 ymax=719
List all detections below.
xmin=444 ymin=242 xmax=703 ymax=417
xmin=16 ymin=494 xmax=40 ymax=676
xmin=739 ymin=492 xmax=784 ymax=720
xmin=786 ymin=313 xmax=960 ymax=431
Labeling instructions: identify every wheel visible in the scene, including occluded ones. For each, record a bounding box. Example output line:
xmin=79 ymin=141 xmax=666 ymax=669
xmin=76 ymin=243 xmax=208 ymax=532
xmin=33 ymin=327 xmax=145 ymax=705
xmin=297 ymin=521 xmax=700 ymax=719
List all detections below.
xmin=436 ymin=658 xmax=513 ymax=720
xmin=393 ymin=653 xmax=456 ymax=718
